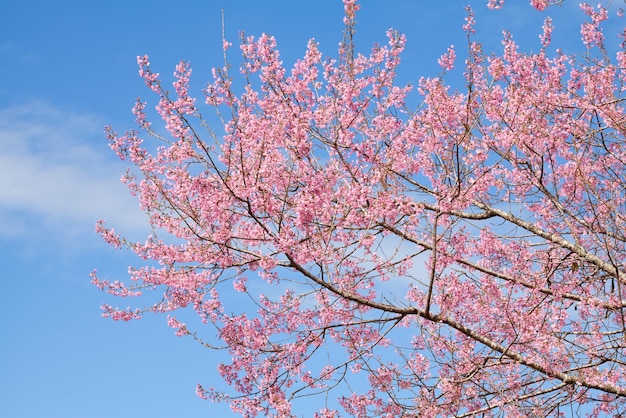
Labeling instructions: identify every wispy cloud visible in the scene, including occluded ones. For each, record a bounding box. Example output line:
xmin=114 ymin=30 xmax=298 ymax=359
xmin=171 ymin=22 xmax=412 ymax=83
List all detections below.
xmin=0 ymin=101 xmax=147 ymax=242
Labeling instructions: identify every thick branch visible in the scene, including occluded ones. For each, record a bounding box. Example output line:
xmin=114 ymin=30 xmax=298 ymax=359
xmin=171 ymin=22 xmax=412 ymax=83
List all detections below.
xmin=474 ymin=202 xmax=624 ymax=280
xmin=284 ymin=253 xmax=626 ymax=398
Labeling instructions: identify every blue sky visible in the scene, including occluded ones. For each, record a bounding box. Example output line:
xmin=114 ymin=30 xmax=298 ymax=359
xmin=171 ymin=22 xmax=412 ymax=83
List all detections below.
xmin=0 ymin=1 xmax=611 ymax=417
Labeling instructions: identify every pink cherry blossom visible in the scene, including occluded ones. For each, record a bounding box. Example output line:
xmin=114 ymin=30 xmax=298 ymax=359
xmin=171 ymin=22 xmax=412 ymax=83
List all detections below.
xmin=437 ymin=45 xmax=456 ymax=71
xmin=95 ymin=0 xmax=626 ymax=416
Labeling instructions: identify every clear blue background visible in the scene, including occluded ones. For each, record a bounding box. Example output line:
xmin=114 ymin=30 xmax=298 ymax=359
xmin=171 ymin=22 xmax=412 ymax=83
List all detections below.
xmin=0 ymin=1 xmax=614 ymax=416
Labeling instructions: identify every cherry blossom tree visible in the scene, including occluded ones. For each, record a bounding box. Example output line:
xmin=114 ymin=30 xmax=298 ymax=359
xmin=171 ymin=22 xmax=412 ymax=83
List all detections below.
xmin=93 ymin=0 xmax=626 ymax=416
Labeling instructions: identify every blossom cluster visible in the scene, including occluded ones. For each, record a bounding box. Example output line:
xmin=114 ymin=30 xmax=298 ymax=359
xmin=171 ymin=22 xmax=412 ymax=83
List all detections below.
xmin=95 ymin=0 xmax=626 ymax=416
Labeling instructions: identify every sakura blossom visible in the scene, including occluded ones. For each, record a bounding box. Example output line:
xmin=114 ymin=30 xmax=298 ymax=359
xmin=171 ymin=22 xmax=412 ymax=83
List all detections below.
xmin=95 ymin=0 xmax=626 ymax=416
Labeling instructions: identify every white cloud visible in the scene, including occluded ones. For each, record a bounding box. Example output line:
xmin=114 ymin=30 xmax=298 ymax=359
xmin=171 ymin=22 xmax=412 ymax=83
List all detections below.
xmin=0 ymin=101 xmax=148 ymax=242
